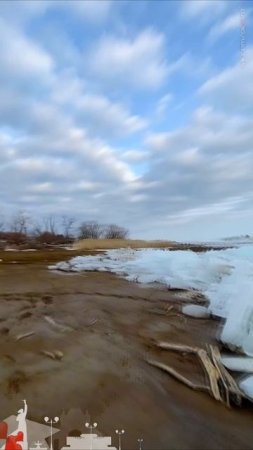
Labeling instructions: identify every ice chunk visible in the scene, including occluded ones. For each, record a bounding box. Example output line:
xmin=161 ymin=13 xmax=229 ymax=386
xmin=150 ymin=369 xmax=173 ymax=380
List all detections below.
xmin=221 ymin=356 xmax=253 ymax=372
xmin=182 ymin=304 xmax=210 ymax=318
xmin=239 ymin=375 xmax=253 ymax=399
xmin=49 ymin=244 xmax=253 ymax=355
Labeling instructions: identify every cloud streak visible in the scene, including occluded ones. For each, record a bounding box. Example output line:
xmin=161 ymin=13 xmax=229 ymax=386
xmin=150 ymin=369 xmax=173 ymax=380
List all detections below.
xmin=0 ymin=0 xmax=252 ymax=240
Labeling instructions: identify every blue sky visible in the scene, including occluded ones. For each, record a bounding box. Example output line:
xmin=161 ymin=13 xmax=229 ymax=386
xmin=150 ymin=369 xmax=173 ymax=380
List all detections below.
xmin=0 ymin=0 xmax=252 ymax=241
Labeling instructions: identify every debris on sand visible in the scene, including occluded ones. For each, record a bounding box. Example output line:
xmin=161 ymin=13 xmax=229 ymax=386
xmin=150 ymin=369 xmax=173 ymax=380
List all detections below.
xmin=44 ymin=315 xmax=72 ymax=332
xmin=148 ymin=359 xmax=210 ymax=393
xmin=54 ymin=350 xmax=64 ymax=360
xmin=15 ymin=331 xmax=35 ymax=341
xmin=148 ymin=342 xmax=243 ymax=407
xmin=41 ymin=350 xmax=56 ymax=360
xmin=41 ymin=349 xmax=64 ymax=360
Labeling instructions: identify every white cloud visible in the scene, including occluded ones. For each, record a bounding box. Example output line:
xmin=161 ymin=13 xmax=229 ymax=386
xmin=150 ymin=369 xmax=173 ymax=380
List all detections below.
xmin=121 ymin=150 xmax=149 ymax=162
xmin=76 ymin=94 xmax=147 ymax=136
xmin=0 ymin=0 xmax=251 ymax=240
xmin=0 ymin=0 xmax=113 ymax=24
xmin=65 ymin=0 xmax=113 ymax=23
xmin=166 ymin=196 xmax=247 ymax=225
xmin=89 ymin=29 xmax=169 ymax=89
xmin=14 ymin=157 xmax=72 ymax=179
xmin=29 ymin=182 xmax=54 ymax=194
xmin=0 ymin=117 xmax=140 ymax=221
xmin=156 ymin=93 xmax=173 ymax=117
xmin=181 ymin=0 xmax=227 ymax=20
xmin=199 ymin=47 xmax=253 ymax=113
xmin=55 ymin=91 xmax=147 ymax=138
xmin=144 ymin=104 xmax=253 ymax=230
xmin=75 ymin=181 xmax=98 ymax=192
xmin=175 ymin=147 xmax=201 ymax=166
xmin=0 ymin=18 xmax=53 ymax=78
xmin=208 ymin=11 xmax=244 ymax=43
xmin=0 ymin=0 xmax=49 ymax=24
xmin=48 ymin=70 xmax=148 ymax=138
xmin=147 ymin=106 xmax=253 ymax=158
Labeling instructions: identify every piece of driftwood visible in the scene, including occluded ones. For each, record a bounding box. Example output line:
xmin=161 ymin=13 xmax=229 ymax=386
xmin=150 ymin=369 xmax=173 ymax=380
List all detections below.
xmin=148 ymin=359 xmax=210 ymax=393
xmin=156 ymin=342 xmax=221 ymax=401
xmin=154 ymin=341 xmax=243 ymax=406
xmin=157 ymin=342 xmax=200 ymax=353
xmin=197 ymin=348 xmax=221 ymax=401
xmin=208 ymin=345 xmax=230 ymax=407
xmin=15 ymin=331 xmax=35 ymax=341
xmin=41 ymin=350 xmax=56 ymax=360
xmin=44 ymin=315 xmax=72 ymax=332
xmin=209 ymin=345 xmax=242 ymax=406
xmin=41 ymin=349 xmax=64 ymax=360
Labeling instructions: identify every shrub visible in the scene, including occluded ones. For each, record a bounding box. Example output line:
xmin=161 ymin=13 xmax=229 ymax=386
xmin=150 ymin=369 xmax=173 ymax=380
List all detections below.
xmin=103 ymin=224 xmax=129 ymax=239
xmin=78 ymin=221 xmax=103 ymax=239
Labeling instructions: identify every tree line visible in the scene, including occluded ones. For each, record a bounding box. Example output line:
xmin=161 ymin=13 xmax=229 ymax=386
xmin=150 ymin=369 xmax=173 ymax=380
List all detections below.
xmin=0 ymin=211 xmax=129 ymax=247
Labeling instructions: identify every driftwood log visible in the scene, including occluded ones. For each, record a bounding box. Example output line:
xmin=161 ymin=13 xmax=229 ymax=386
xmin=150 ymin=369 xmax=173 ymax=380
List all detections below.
xmin=15 ymin=331 xmax=35 ymax=341
xmin=148 ymin=359 xmax=210 ymax=393
xmin=147 ymin=341 xmax=244 ymax=407
xmin=209 ymin=345 xmax=242 ymax=406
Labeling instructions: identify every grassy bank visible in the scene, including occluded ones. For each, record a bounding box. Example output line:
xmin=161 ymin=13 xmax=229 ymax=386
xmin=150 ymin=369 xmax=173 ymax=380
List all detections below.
xmin=74 ymin=238 xmax=175 ymax=250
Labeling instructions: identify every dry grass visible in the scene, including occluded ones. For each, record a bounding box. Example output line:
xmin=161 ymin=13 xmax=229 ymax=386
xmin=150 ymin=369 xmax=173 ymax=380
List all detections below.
xmin=0 ymin=249 xmax=98 ymax=265
xmin=0 ymin=240 xmax=217 ymax=265
xmin=74 ymin=238 xmax=176 ymax=250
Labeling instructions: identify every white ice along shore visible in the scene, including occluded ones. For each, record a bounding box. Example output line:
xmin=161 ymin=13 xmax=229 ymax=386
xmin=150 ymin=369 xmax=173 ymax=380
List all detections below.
xmin=49 ymin=245 xmax=253 ymax=356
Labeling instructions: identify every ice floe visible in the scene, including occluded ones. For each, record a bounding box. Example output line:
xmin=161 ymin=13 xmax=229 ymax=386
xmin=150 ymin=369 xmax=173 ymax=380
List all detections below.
xmin=49 ymin=244 xmax=253 ymax=355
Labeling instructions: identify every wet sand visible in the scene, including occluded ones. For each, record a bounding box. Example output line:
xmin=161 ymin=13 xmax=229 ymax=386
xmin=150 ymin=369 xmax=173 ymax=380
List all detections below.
xmin=0 ymin=252 xmax=253 ymax=449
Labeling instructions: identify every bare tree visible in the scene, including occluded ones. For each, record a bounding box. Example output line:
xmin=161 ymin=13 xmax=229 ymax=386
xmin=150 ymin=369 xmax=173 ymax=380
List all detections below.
xmin=32 ymin=215 xmax=66 ymax=245
xmin=78 ymin=221 xmax=103 ymax=239
xmin=0 ymin=214 xmax=4 ymax=232
xmin=32 ymin=220 xmax=43 ymax=237
xmin=43 ymin=215 xmax=57 ymax=234
xmin=61 ymin=215 xmax=75 ymax=239
xmin=103 ymin=224 xmax=129 ymax=239
xmin=10 ymin=211 xmax=30 ymax=235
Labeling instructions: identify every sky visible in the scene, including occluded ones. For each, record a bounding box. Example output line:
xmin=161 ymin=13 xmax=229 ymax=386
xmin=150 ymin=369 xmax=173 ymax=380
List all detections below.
xmin=0 ymin=0 xmax=252 ymax=241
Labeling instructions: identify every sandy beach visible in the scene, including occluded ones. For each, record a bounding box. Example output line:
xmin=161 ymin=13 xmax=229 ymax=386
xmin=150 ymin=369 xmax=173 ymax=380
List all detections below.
xmin=1 ymin=250 xmax=253 ymax=449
